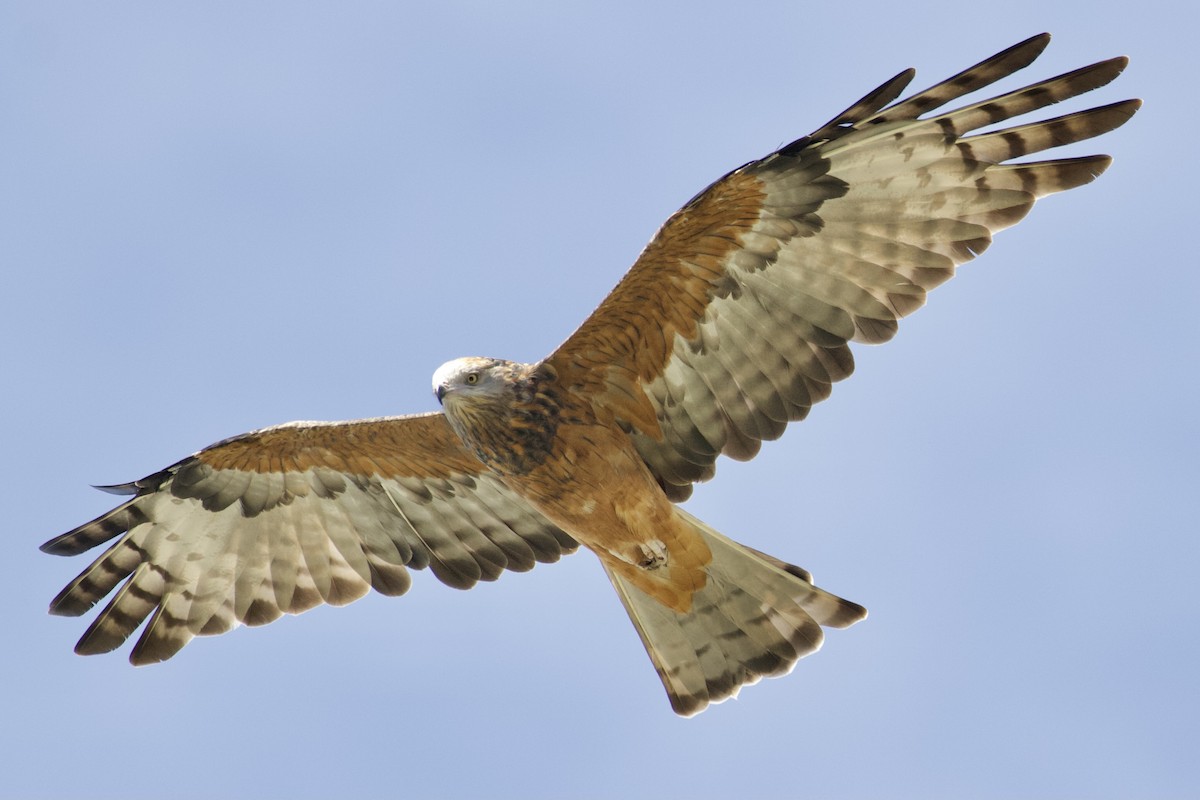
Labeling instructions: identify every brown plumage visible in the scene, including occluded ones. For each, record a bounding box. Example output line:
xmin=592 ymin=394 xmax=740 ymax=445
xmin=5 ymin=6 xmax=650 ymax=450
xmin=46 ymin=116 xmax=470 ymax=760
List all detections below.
xmin=42 ymin=34 xmax=1138 ymax=716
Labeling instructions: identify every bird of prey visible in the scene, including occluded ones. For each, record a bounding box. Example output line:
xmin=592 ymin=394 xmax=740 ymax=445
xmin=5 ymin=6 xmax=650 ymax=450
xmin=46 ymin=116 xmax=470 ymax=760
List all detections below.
xmin=42 ymin=34 xmax=1138 ymax=716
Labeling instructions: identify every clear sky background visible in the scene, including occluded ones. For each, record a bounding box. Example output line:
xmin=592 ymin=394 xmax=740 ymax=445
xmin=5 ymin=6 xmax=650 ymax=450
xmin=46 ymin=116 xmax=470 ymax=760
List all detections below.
xmin=2 ymin=2 xmax=1195 ymax=798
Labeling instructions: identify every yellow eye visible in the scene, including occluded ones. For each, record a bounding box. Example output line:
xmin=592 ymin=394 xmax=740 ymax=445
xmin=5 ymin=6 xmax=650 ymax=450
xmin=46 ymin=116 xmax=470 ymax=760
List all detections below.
xmin=465 ymin=372 xmax=479 ymax=385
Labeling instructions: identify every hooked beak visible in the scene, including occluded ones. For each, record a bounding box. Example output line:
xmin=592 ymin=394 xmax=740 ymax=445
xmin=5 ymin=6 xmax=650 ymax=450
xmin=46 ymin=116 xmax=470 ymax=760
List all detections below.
xmin=435 ymin=384 xmax=448 ymax=404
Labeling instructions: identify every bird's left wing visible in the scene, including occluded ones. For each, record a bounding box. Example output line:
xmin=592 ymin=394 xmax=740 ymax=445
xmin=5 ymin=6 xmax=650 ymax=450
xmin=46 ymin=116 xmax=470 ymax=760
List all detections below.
xmin=544 ymin=34 xmax=1139 ymax=500
xmin=42 ymin=412 xmax=577 ymax=663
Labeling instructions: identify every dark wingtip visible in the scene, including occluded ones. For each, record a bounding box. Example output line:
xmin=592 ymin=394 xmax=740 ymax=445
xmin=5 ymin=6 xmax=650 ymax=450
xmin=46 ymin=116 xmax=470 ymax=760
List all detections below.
xmin=93 ymin=482 xmax=140 ymax=496
xmin=40 ymin=532 xmax=82 ymax=556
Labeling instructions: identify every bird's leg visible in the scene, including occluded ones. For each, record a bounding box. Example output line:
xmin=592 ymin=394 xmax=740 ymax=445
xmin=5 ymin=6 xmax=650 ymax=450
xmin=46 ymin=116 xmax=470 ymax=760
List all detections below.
xmin=636 ymin=539 xmax=669 ymax=570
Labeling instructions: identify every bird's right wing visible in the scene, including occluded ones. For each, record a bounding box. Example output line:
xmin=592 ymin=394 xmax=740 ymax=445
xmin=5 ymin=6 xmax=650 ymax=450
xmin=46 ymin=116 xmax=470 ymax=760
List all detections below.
xmin=41 ymin=412 xmax=577 ymax=664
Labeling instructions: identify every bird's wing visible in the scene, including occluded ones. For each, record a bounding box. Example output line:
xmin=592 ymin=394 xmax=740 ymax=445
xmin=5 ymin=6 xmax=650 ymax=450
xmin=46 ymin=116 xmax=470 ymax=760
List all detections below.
xmin=543 ymin=34 xmax=1139 ymax=500
xmin=42 ymin=413 xmax=577 ymax=663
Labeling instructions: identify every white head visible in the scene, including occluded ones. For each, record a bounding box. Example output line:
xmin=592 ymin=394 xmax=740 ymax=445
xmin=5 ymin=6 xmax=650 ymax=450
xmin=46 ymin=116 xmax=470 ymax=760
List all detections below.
xmin=431 ymin=356 xmax=555 ymax=469
xmin=432 ymin=357 xmax=509 ymax=405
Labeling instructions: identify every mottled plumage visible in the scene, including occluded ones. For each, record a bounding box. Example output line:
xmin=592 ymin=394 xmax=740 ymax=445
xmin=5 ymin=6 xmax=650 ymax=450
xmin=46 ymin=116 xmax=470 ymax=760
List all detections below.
xmin=43 ymin=34 xmax=1137 ymax=715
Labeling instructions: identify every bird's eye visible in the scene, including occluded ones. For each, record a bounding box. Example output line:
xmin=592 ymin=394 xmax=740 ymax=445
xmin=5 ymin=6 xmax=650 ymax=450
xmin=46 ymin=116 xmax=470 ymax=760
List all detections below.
xmin=465 ymin=372 xmax=479 ymax=385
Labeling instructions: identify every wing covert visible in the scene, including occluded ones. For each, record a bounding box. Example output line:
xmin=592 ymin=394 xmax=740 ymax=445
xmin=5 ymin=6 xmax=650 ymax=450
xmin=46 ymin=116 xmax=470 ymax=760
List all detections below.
xmin=544 ymin=34 xmax=1138 ymax=499
xmin=42 ymin=413 xmax=577 ymax=664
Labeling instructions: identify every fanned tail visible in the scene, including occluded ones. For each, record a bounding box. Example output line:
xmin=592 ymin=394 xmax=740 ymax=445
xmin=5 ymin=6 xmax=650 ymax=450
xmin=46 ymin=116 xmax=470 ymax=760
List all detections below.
xmin=604 ymin=509 xmax=865 ymax=716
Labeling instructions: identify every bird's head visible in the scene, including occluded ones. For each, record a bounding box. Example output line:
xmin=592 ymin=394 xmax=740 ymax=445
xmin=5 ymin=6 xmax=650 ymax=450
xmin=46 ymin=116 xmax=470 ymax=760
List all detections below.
xmin=432 ymin=357 xmax=512 ymax=406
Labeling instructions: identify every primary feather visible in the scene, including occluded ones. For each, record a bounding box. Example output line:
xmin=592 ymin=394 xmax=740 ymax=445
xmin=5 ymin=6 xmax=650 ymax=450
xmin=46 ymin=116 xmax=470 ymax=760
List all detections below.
xmin=44 ymin=34 xmax=1137 ymax=715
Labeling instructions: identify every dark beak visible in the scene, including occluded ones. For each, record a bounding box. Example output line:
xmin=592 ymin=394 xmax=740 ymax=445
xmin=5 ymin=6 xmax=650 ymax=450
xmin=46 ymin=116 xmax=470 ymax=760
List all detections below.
xmin=435 ymin=385 xmax=447 ymax=404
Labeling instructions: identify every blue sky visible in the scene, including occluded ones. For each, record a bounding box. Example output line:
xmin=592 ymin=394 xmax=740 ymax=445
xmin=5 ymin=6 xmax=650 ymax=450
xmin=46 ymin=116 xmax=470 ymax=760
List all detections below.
xmin=2 ymin=2 xmax=1196 ymax=798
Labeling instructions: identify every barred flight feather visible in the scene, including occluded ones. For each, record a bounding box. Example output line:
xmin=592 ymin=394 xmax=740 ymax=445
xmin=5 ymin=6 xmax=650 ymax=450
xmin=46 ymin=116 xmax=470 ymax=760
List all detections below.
xmin=44 ymin=35 xmax=1135 ymax=717
xmin=546 ymin=34 xmax=1138 ymax=497
xmin=45 ymin=416 xmax=577 ymax=663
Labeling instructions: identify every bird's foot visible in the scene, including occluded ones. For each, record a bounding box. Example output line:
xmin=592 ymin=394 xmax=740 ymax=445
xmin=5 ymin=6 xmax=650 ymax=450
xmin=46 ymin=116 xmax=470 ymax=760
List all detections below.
xmin=636 ymin=539 xmax=669 ymax=570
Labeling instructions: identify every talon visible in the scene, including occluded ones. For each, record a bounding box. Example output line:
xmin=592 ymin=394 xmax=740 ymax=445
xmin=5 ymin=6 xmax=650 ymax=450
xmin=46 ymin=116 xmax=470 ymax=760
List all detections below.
xmin=636 ymin=539 xmax=669 ymax=570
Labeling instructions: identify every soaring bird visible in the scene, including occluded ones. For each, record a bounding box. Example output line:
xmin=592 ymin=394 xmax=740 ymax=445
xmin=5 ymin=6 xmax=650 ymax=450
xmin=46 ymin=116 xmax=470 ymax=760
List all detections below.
xmin=42 ymin=34 xmax=1138 ymax=716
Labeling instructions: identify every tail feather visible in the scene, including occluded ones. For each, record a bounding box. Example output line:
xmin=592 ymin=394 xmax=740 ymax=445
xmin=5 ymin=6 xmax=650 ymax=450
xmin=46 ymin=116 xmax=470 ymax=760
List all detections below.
xmin=604 ymin=509 xmax=865 ymax=716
